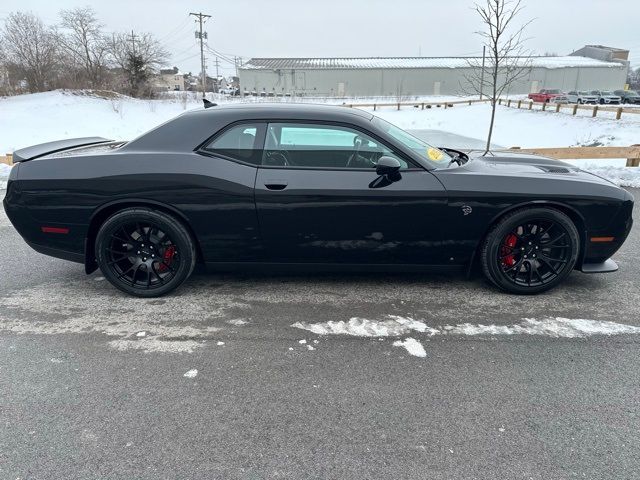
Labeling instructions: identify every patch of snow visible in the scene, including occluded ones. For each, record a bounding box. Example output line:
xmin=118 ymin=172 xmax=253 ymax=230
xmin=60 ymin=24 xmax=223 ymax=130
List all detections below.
xmin=293 ymin=316 xmax=640 ymax=339
xmin=307 ymin=345 xmax=315 ymax=351
xmin=136 ymin=331 xmax=146 ymax=337
xmin=392 ymin=338 xmax=427 ymax=357
xmin=109 ymin=339 xmax=203 ymax=354
xmin=450 ymin=317 xmax=640 ymax=337
xmin=183 ymin=369 xmax=198 ymax=378
xmin=298 ymin=339 xmax=307 ymax=344
xmin=292 ymin=316 xmax=439 ymax=337
xmin=94 ymin=276 xmax=105 ymax=282
xmin=227 ymin=319 xmax=248 ymax=326
xmin=216 ymin=341 xmax=225 ymax=346
xmin=0 ymin=279 xmax=247 ymax=353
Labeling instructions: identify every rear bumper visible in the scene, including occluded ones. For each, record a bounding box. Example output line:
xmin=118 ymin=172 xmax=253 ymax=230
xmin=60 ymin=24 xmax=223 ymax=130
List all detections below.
xmin=26 ymin=241 xmax=85 ymax=264
xmin=580 ymin=258 xmax=618 ymax=273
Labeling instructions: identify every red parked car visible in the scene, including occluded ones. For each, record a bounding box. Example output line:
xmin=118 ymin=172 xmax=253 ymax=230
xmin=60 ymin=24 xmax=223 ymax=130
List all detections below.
xmin=528 ymin=89 xmax=563 ymax=103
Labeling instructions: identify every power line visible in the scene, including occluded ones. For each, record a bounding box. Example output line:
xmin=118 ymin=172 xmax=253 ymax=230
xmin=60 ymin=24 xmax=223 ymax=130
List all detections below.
xmin=157 ymin=17 xmax=191 ymax=43
xmin=189 ymin=12 xmax=211 ymax=98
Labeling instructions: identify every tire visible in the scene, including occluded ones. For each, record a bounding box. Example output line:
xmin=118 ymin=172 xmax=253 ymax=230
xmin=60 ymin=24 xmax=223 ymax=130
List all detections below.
xmin=577 ymin=99 xmax=582 ymax=104
xmin=95 ymin=207 xmax=196 ymax=297
xmin=480 ymin=208 xmax=580 ymax=294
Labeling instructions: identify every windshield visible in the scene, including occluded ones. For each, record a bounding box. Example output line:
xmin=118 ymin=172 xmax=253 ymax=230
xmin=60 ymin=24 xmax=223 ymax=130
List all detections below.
xmin=546 ymin=89 xmax=561 ymax=94
xmin=372 ymin=117 xmax=452 ymax=166
xmin=601 ymin=91 xmax=614 ymax=95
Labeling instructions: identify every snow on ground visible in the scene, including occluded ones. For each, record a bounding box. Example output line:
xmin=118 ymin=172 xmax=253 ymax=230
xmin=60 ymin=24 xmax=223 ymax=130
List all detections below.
xmin=292 ymin=316 xmax=438 ymax=337
xmin=370 ymin=102 xmax=640 ymax=149
xmin=293 ymin=315 xmax=640 ymax=338
xmin=0 ymin=163 xmax=10 ymax=190
xmin=183 ymin=369 xmax=198 ymax=378
xmin=392 ymin=338 xmax=427 ymax=358
xmin=1 ymin=89 xmax=639 ymax=189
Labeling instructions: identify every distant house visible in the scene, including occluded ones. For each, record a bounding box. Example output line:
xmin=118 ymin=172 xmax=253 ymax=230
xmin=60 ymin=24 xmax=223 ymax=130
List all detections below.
xmin=153 ymin=67 xmax=185 ymax=91
xmin=205 ymin=75 xmax=228 ymax=92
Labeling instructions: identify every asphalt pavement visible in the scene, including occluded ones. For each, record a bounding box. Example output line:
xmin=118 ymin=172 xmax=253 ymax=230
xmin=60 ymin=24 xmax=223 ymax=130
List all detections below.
xmin=1 ymin=188 xmax=639 ymax=480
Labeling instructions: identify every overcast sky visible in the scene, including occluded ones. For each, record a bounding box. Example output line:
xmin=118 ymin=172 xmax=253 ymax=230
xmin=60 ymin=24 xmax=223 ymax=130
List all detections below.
xmin=1 ymin=0 xmax=639 ymax=76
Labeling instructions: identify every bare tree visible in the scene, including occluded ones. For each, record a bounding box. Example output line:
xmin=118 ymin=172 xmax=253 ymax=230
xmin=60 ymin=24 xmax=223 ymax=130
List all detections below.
xmin=2 ymin=12 xmax=61 ymax=92
xmin=108 ymin=32 xmax=169 ymax=97
xmin=58 ymin=7 xmax=109 ymax=88
xmin=464 ymin=0 xmax=533 ymax=154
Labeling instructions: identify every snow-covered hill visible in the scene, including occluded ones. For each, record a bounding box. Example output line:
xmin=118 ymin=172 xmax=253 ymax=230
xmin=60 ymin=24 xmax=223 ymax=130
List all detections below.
xmin=1 ymin=89 xmax=639 ymax=189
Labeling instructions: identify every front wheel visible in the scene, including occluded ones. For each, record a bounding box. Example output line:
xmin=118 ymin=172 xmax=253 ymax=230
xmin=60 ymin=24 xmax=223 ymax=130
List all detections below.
xmin=481 ymin=208 xmax=579 ymax=294
xmin=95 ymin=208 xmax=196 ymax=297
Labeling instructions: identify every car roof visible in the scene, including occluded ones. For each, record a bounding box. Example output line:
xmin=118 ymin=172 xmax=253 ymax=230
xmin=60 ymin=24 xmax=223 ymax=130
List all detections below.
xmin=120 ymin=102 xmax=376 ymax=154
xmin=183 ymin=102 xmax=374 ymax=121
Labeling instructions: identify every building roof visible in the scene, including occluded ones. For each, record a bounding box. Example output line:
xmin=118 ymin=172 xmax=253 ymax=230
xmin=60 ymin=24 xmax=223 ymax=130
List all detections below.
xmin=240 ymin=56 xmax=622 ymax=70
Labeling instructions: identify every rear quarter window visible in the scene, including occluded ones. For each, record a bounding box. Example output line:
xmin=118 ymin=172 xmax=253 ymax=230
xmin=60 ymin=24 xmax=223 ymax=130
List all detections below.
xmin=201 ymin=123 xmax=264 ymax=166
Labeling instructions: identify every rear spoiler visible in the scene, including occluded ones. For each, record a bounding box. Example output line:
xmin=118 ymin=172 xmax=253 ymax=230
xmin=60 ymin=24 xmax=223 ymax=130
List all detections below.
xmin=12 ymin=137 xmax=113 ymax=163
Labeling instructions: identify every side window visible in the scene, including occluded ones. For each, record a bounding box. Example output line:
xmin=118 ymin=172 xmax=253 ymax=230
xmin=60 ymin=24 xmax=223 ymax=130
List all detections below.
xmin=262 ymin=122 xmax=412 ymax=169
xmin=201 ymin=123 xmax=264 ymax=165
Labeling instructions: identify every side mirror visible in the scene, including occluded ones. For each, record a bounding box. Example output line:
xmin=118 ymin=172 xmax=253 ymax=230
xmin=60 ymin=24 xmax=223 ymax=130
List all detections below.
xmin=376 ymin=156 xmax=401 ymax=176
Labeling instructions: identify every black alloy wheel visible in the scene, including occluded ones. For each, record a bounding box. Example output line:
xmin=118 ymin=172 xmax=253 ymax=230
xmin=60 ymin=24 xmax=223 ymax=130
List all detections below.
xmin=481 ymin=208 xmax=579 ymax=294
xmin=96 ymin=208 xmax=196 ymax=297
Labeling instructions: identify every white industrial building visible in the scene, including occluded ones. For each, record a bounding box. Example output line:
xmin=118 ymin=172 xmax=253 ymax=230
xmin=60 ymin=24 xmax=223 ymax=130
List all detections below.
xmin=238 ymin=46 xmax=629 ymax=97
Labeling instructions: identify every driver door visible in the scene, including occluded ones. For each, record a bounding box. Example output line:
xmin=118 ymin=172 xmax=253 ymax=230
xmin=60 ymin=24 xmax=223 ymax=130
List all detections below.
xmin=254 ymin=122 xmax=449 ymax=265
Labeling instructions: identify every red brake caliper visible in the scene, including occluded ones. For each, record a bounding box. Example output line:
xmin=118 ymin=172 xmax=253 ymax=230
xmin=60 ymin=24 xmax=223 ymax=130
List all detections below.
xmin=501 ymin=234 xmax=518 ymax=267
xmin=158 ymin=246 xmax=176 ymax=272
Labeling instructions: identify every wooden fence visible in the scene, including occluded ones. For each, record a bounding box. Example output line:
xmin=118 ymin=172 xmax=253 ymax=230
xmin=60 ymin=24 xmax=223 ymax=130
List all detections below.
xmin=344 ymin=98 xmax=492 ymax=110
xmin=498 ymin=98 xmax=640 ymax=120
xmin=343 ymin=97 xmax=640 ymax=120
xmin=506 ymin=146 xmax=640 ymax=167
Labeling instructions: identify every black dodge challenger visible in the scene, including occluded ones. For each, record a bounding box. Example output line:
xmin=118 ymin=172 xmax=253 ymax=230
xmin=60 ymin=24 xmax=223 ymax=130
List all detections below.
xmin=3 ymin=103 xmax=633 ymax=297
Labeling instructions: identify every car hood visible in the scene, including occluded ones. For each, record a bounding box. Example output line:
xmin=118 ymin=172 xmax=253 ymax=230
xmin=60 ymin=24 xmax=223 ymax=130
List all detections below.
xmin=456 ymin=151 xmax=618 ymax=186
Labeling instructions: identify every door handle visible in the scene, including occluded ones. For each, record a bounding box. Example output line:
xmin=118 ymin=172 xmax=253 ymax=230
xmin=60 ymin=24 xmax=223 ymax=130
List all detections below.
xmin=264 ymin=180 xmax=288 ymax=191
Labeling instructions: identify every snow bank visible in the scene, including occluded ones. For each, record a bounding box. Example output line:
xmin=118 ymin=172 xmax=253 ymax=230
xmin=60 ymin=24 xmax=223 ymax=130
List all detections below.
xmin=1 ymin=90 xmax=639 ymax=190
xmin=0 ymin=90 xmax=203 ymax=153
xmin=371 ymin=103 xmax=640 ymax=149
xmin=0 ymin=164 xmax=11 ymax=190
xmin=293 ymin=316 xmax=640 ymax=339
xmin=579 ymin=166 xmax=640 ymax=188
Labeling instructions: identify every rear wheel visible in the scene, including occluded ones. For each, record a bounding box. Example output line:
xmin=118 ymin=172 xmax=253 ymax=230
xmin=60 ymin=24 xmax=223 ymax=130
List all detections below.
xmin=481 ymin=208 xmax=579 ymax=294
xmin=95 ymin=208 xmax=196 ymax=297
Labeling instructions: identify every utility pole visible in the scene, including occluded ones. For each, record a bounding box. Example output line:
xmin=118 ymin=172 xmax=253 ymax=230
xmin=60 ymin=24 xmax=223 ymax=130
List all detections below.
xmin=190 ymin=12 xmax=211 ymax=98
xmin=479 ymin=45 xmax=486 ymax=100
xmin=215 ymin=57 xmax=220 ymax=92
xmin=129 ymin=30 xmax=138 ymax=56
